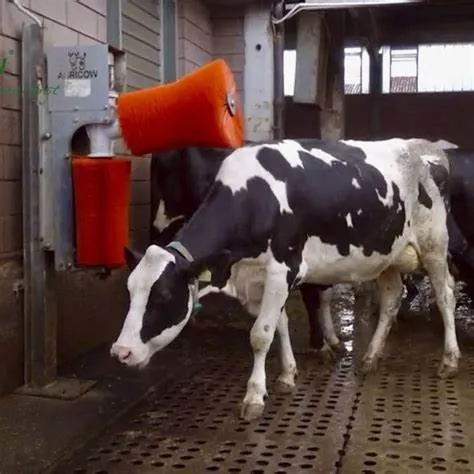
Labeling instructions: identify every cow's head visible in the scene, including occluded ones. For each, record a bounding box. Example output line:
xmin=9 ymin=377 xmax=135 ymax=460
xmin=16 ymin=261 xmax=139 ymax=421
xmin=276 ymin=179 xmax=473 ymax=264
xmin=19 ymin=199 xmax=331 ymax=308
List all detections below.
xmin=110 ymin=245 xmax=196 ymax=368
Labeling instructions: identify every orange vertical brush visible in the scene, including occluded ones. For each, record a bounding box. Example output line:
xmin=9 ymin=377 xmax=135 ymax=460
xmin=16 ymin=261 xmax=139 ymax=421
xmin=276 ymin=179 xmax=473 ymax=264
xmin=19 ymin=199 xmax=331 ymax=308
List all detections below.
xmin=116 ymin=59 xmax=245 ymax=155
xmin=102 ymin=159 xmax=131 ymax=267
xmin=71 ymin=156 xmax=131 ymax=268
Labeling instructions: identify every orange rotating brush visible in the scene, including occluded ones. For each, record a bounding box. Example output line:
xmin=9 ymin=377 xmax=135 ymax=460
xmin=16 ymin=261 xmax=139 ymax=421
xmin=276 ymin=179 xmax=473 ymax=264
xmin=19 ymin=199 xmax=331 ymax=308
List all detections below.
xmin=116 ymin=59 xmax=245 ymax=155
xmin=71 ymin=156 xmax=131 ymax=268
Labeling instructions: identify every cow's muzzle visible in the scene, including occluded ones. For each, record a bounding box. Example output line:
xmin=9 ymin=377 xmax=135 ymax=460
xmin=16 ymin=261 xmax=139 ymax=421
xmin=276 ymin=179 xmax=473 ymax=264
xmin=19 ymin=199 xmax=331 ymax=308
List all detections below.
xmin=110 ymin=343 xmax=132 ymax=364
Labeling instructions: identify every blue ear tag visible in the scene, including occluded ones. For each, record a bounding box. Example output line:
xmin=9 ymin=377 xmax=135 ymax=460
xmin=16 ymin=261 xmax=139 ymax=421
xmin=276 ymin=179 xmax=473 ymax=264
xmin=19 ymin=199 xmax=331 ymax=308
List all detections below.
xmin=192 ymin=301 xmax=202 ymax=314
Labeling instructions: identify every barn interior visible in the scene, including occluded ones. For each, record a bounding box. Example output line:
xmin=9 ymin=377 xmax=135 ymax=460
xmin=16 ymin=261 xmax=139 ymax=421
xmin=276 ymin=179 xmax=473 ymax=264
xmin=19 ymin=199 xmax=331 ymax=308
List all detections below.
xmin=2 ymin=1 xmax=474 ymax=473
xmin=284 ymin=0 xmax=474 ymax=147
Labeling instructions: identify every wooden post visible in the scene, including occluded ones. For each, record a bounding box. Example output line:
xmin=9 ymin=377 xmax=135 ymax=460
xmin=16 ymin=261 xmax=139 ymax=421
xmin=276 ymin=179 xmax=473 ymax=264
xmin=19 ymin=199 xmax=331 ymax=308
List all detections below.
xmin=369 ymin=48 xmax=382 ymax=137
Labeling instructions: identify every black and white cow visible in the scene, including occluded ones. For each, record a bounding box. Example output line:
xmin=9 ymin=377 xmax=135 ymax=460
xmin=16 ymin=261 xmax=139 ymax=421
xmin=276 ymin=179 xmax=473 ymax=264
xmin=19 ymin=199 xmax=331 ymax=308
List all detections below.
xmin=402 ymin=142 xmax=474 ymax=304
xmin=132 ymin=141 xmax=474 ymax=370
xmin=146 ymin=141 xmax=474 ymax=358
xmin=442 ymin=147 xmax=474 ymax=284
xmin=111 ymin=138 xmax=460 ymax=420
xmin=147 ymin=146 xmax=341 ymax=358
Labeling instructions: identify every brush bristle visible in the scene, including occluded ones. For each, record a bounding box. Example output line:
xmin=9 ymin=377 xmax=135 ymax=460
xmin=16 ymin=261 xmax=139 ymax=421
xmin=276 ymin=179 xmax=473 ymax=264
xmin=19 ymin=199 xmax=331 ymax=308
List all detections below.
xmin=116 ymin=59 xmax=245 ymax=156
xmin=72 ymin=156 xmax=131 ymax=268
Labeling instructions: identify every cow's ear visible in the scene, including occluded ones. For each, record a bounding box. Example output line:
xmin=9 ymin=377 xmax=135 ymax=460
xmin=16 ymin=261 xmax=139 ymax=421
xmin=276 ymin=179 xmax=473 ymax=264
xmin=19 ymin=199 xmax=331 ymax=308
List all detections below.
xmin=182 ymin=250 xmax=233 ymax=283
xmin=124 ymin=247 xmax=144 ymax=271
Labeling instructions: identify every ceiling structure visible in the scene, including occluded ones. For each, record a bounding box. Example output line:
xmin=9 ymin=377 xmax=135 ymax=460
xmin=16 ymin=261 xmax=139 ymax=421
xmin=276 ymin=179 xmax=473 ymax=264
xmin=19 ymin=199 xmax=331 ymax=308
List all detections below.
xmin=283 ymin=0 xmax=474 ymax=49
xmin=201 ymin=0 xmax=474 ymax=49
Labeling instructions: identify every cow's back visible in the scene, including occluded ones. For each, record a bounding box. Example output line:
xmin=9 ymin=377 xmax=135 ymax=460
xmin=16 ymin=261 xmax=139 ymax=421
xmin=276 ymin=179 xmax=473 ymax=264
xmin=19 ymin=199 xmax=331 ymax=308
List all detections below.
xmin=150 ymin=147 xmax=233 ymax=243
xmin=178 ymin=138 xmax=450 ymax=286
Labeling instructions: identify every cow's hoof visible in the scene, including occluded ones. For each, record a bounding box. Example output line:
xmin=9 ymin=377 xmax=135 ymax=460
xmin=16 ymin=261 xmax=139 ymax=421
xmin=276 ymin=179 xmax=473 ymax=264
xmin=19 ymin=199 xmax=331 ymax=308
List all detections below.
xmin=360 ymin=357 xmax=380 ymax=375
xmin=320 ymin=345 xmax=338 ymax=363
xmin=308 ymin=346 xmax=323 ymax=356
xmin=308 ymin=346 xmax=336 ymax=363
xmin=240 ymin=402 xmax=265 ymax=421
xmin=320 ymin=341 xmax=345 ymax=363
xmin=332 ymin=340 xmax=346 ymax=355
xmin=437 ymin=355 xmax=460 ymax=379
xmin=275 ymin=379 xmax=296 ymax=394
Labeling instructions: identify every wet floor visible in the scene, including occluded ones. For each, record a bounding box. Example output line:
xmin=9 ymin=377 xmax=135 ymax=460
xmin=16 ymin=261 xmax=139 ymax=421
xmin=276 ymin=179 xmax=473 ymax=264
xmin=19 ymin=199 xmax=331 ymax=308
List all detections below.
xmin=52 ymin=279 xmax=474 ymax=474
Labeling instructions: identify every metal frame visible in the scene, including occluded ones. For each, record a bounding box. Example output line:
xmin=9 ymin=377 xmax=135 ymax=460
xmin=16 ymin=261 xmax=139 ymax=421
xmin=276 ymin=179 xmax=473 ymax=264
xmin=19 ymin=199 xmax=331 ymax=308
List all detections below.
xmin=273 ymin=1 xmax=285 ymax=140
xmin=43 ymin=44 xmax=113 ymax=271
xmin=107 ymin=0 xmax=123 ymax=50
xmin=274 ymin=1 xmax=423 ymax=25
xmin=160 ymin=0 xmax=177 ymax=83
xmin=21 ymin=22 xmax=52 ymax=388
xmin=17 ymin=23 xmax=97 ymax=399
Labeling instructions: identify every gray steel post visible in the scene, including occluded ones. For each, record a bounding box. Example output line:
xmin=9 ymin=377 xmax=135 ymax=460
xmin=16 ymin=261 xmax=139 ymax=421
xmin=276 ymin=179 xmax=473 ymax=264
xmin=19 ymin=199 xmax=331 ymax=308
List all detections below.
xmin=21 ymin=22 xmax=57 ymax=387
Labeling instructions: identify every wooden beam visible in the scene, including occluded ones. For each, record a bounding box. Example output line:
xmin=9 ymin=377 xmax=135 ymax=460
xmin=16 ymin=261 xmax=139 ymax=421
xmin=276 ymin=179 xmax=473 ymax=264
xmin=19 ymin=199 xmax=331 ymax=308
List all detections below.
xmin=348 ymin=7 xmax=380 ymax=60
xmin=382 ymin=20 xmax=474 ymax=45
xmin=345 ymin=14 xmax=474 ymax=46
xmin=320 ymin=11 xmax=346 ymax=141
xmin=368 ymin=8 xmax=380 ymax=53
xmin=369 ymin=48 xmax=382 ymax=137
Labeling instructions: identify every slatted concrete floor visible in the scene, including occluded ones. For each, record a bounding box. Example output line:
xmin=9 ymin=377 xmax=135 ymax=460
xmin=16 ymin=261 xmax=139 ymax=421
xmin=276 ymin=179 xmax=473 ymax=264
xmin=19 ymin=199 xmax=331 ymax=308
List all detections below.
xmin=53 ymin=287 xmax=474 ymax=474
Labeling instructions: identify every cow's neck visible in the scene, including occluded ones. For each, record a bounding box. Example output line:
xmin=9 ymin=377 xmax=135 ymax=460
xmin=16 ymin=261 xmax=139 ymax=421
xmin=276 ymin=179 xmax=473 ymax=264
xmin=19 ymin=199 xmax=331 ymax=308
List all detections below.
xmin=171 ymin=189 xmax=241 ymax=274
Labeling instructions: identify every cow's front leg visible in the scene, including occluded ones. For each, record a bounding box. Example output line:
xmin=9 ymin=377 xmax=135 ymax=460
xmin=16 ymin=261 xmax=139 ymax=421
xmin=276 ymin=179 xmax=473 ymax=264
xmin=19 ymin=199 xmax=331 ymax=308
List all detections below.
xmin=241 ymin=264 xmax=290 ymax=421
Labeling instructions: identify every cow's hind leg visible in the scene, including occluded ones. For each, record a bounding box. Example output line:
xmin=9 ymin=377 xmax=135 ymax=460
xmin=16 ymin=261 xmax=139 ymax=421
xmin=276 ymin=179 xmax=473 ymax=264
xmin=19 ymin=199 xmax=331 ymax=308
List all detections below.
xmin=361 ymin=268 xmax=404 ymax=374
xmin=300 ymin=284 xmax=342 ymax=361
xmin=241 ymin=263 xmax=290 ymax=421
xmin=300 ymin=284 xmax=324 ymax=352
xmin=422 ymin=254 xmax=460 ymax=378
xmin=318 ymin=287 xmax=344 ymax=362
xmin=275 ymin=309 xmax=298 ymax=394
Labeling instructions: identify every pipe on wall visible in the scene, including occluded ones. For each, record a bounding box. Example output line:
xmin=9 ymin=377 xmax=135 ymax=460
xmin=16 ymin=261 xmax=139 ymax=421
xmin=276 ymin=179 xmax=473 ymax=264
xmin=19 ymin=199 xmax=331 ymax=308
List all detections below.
xmin=8 ymin=0 xmax=42 ymax=27
xmin=272 ymin=0 xmax=423 ymax=24
xmin=85 ymin=90 xmax=122 ymax=157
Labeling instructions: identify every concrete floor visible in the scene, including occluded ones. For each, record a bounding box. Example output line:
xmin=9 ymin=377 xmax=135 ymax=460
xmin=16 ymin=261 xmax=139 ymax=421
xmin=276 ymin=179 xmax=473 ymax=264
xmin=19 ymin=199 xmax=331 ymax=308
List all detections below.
xmin=0 ymin=340 xmax=197 ymax=474
xmin=1 ymin=280 xmax=474 ymax=474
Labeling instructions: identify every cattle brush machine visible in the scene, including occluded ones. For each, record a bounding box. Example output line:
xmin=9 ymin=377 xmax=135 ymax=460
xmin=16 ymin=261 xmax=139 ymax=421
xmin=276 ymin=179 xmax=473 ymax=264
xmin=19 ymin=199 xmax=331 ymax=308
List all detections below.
xmin=38 ymin=43 xmax=244 ymax=271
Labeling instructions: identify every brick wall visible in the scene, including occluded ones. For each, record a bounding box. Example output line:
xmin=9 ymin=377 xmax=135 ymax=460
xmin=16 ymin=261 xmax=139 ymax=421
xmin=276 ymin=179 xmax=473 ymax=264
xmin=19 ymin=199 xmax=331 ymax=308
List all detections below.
xmin=177 ymin=0 xmax=212 ymax=77
xmin=174 ymin=3 xmax=244 ymax=111
xmin=1 ymin=2 xmax=24 ymax=261
xmin=211 ymin=7 xmax=245 ymax=109
xmin=0 ymin=0 xmax=133 ymax=395
xmin=0 ymin=1 xmax=107 ymax=260
xmin=0 ymin=3 xmax=24 ymax=394
xmin=115 ymin=0 xmax=161 ymax=252
xmin=122 ymin=0 xmax=160 ymax=90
